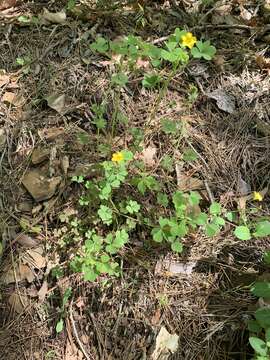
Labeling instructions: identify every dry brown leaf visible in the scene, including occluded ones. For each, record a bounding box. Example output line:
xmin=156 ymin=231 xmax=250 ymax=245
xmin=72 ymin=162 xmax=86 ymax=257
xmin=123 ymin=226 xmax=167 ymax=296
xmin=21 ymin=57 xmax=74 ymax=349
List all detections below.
xmin=237 ymin=177 xmax=251 ymax=196
xmin=1 ymin=263 xmax=34 ymax=284
xmin=24 ymin=246 xmax=46 ymax=269
xmin=46 ymin=94 xmax=66 ymax=114
xmin=239 ymin=5 xmax=252 ymax=21
xmin=151 ymin=308 xmax=161 ymax=326
xmin=215 ymin=4 xmax=232 ymax=16
xmin=0 ymin=73 xmax=10 ymax=87
xmin=41 ymin=8 xmax=66 ymax=24
xmin=155 ymin=260 xmax=197 ymax=276
xmin=16 ymin=234 xmax=39 ymax=248
xmin=136 ymin=57 xmax=150 ymax=69
xmin=151 ymin=327 xmax=179 ymax=360
xmin=238 ymin=196 xmax=247 ymax=213
xmin=61 ymin=155 xmax=69 ymax=175
xmin=139 ymin=144 xmax=157 ymax=167
xmin=175 ymin=164 xmax=203 ymax=191
xmin=38 ymin=127 xmax=65 ymax=141
xmin=2 ymin=91 xmax=24 ymax=106
xmin=0 ymin=128 xmax=6 ymax=149
xmin=38 ymin=280 xmax=48 ymax=303
xmin=169 ymin=261 xmax=196 ymax=275
xmin=207 ymin=89 xmax=235 ymax=114
xmin=8 ymin=292 xmax=30 ymax=314
xmin=65 ymin=338 xmax=83 ymax=360
xmin=2 ymin=91 xmax=16 ymax=104
xmin=256 ymin=55 xmax=270 ymax=72
xmin=0 ymin=0 xmax=17 ymax=10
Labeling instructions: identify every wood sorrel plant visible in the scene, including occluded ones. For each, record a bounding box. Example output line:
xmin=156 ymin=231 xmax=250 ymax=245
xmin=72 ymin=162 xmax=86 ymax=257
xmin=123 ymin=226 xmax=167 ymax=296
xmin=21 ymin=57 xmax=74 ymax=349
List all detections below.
xmin=89 ymin=28 xmax=216 ymax=128
xmin=68 ymin=150 xmax=230 ymax=281
xmin=248 ymin=251 xmax=270 ymax=360
xmin=67 ymin=151 xmax=270 ymax=282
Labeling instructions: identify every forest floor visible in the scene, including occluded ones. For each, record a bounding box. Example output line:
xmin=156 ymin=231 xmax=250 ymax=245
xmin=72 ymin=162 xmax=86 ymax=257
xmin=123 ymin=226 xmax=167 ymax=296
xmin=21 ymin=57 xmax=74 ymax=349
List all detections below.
xmin=0 ymin=1 xmax=270 ymax=359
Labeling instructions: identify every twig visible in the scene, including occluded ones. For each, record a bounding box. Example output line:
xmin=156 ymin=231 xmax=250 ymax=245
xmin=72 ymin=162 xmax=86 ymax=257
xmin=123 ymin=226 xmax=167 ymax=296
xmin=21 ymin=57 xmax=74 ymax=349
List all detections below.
xmin=69 ymin=298 xmax=92 ymax=360
xmin=152 ymin=24 xmax=255 ymax=44
xmin=204 ymin=180 xmax=215 ymax=203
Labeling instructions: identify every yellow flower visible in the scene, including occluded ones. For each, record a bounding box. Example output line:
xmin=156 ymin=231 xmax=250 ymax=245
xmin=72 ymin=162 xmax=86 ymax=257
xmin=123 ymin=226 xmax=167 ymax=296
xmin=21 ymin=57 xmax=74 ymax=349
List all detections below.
xmin=112 ymin=152 xmax=124 ymax=163
xmin=181 ymin=32 xmax=197 ymax=49
xmin=253 ymin=191 xmax=263 ymax=201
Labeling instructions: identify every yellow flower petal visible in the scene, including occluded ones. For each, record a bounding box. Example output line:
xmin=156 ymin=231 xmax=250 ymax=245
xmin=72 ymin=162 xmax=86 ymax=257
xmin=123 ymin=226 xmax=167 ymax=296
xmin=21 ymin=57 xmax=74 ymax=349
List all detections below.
xmin=181 ymin=32 xmax=197 ymax=49
xmin=112 ymin=152 xmax=124 ymax=163
xmin=253 ymin=191 xmax=263 ymax=201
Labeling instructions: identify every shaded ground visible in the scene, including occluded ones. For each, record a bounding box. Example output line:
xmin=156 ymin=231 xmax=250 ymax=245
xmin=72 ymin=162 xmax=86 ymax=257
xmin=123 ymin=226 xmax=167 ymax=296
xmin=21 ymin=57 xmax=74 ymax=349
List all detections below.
xmin=0 ymin=1 xmax=270 ymax=359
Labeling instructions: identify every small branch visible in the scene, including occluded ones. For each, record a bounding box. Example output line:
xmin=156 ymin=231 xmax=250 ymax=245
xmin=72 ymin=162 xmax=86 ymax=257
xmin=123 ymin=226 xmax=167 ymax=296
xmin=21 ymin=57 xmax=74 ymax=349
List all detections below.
xmin=69 ymin=299 xmax=93 ymax=360
xmin=152 ymin=24 xmax=255 ymax=44
xmin=204 ymin=180 xmax=215 ymax=203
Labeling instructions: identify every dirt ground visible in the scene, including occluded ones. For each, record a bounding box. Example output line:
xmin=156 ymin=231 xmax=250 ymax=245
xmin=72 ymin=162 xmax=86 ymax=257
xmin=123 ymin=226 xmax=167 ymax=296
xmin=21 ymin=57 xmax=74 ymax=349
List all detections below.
xmin=0 ymin=1 xmax=270 ymax=359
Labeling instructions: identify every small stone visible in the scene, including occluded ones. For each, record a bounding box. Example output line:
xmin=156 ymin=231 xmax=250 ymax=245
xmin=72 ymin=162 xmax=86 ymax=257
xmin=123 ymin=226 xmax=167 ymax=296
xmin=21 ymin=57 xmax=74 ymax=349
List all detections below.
xmin=31 ymin=148 xmax=50 ymax=165
xmin=22 ymin=169 xmax=62 ymax=202
xmin=17 ymin=200 xmax=33 ymax=213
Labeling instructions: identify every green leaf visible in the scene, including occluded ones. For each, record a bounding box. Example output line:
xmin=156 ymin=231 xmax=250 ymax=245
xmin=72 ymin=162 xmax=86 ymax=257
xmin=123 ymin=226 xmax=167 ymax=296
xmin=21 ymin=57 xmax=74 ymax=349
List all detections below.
xmin=142 ymin=73 xmax=161 ymax=88
xmin=122 ymin=150 xmax=134 ymax=161
xmin=254 ymin=221 xmax=270 ymax=238
xmin=183 ymin=148 xmax=198 ymax=162
xmin=195 ymin=212 xmax=208 ymax=226
xmin=225 ymin=211 xmax=235 ymax=222
xmin=205 ymin=222 xmax=219 ymax=237
xmin=191 ymin=40 xmax=216 ymax=60
xmin=251 ymin=282 xmax=270 ymax=299
xmin=266 ymin=328 xmax=270 ymax=345
xmin=234 ymin=226 xmax=251 ymax=240
xmin=161 ymin=155 xmax=174 ymax=172
xmin=151 ymin=228 xmax=163 ymax=242
xmin=173 ymin=191 xmax=186 ymax=209
xmin=18 ymin=15 xmax=31 ymax=23
xmin=56 ymin=319 xmax=64 ymax=333
xmin=16 ymin=57 xmax=26 ymax=66
xmin=248 ymin=320 xmax=262 ymax=333
xmin=249 ymin=337 xmax=268 ymax=356
xmin=171 ymin=241 xmax=183 ymax=253
xmin=161 ymin=48 xmax=188 ymax=64
xmin=264 ymin=251 xmax=270 ymax=265
xmin=113 ymin=229 xmax=129 ymax=248
xmin=67 ymin=0 xmax=76 ymax=10
xmin=111 ymin=72 xmax=128 ymax=87
xmin=98 ymin=205 xmax=113 ymax=225
xmin=105 ymin=244 xmax=117 ymax=254
xmin=255 ymin=308 xmax=270 ymax=328
xmin=84 ymin=268 xmax=98 ymax=281
xmin=99 ymin=184 xmax=112 ymax=200
xmin=189 ymin=191 xmax=201 ymax=206
xmin=174 ymin=28 xmax=186 ymax=42
xmin=165 ymin=40 xmax=177 ymax=51
xmin=126 ymin=200 xmax=141 ymax=214
xmin=62 ymin=288 xmax=72 ymax=306
xmin=157 ymin=193 xmax=169 ymax=207
xmin=209 ymin=202 xmax=222 ymax=215
xmin=90 ymin=37 xmax=109 ymax=53
xmin=116 ymin=111 xmax=128 ymax=125
xmin=212 ymin=216 xmax=225 ymax=226
xmin=170 ymin=221 xmax=187 ymax=237
xmin=161 ymin=118 xmax=177 ymax=134
xmin=100 ymin=254 xmax=110 ymax=263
